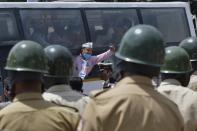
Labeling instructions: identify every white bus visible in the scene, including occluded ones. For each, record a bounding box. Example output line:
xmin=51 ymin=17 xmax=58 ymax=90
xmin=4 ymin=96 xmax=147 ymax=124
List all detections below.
xmin=0 ymin=2 xmax=195 ymax=94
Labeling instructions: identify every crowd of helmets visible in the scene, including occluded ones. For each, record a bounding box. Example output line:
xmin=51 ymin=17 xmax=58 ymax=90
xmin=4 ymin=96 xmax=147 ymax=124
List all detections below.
xmin=0 ymin=24 xmax=197 ymax=131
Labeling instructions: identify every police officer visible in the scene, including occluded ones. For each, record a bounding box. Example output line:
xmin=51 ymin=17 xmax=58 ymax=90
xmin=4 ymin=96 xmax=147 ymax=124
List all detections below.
xmin=74 ymin=42 xmax=115 ymax=79
xmin=78 ymin=25 xmax=183 ymax=131
xmin=179 ymin=37 xmax=197 ymax=91
xmin=98 ymin=60 xmax=115 ymax=89
xmin=157 ymin=46 xmax=197 ymax=131
xmin=0 ymin=41 xmax=79 ymax=131
xmin=42 ymin=45 xmax=88 ymax=114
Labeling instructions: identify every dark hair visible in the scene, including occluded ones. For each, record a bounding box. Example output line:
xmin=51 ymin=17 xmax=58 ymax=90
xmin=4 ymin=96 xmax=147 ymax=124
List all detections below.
xmin=43 ymin=76 xmax=68 ymax=90
xmin=69 ymin=77 xmax=83 ymax=92
xmin=160 ymin=73 xmax=190 ymax=87
xmin=117 ymin=60 xmax=160 ymax=78
xmin=8 ymin=71 xmax=43 ymax=83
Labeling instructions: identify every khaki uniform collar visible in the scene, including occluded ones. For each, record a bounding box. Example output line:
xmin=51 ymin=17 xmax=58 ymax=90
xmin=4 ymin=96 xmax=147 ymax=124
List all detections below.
xmin=13 ymin=93 xmax=43 ymax=102
xmin=46 ymin=84 xmax=72 ymax=93
xmin=116 ymin=75 xmax=152 ymax=87
xmin=160 ymin=79 xmax=181 ymax=86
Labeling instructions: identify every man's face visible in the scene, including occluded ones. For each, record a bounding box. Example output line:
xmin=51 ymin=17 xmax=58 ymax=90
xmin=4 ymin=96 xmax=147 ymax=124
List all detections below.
xmin=82 ymin=48 xmax=93 ymax=54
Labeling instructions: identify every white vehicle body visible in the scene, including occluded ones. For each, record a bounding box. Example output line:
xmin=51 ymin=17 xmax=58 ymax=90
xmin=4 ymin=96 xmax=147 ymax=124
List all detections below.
xmin=0 ymin=2 xmax=195 ymax=95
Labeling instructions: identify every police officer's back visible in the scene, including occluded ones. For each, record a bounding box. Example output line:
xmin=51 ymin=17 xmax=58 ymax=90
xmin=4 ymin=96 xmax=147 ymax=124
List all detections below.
xmin=42 ymin=45 xmax=88 ymax=114
xmin=157 ymin=46 xmax=197 ymax=131
xmin=179 ymin=37 xmax=197 ymax=91
xmin=79 ymin=25 xmax=184 ymax=131
xmin=0 ymin=41 xmax=79 ymax=131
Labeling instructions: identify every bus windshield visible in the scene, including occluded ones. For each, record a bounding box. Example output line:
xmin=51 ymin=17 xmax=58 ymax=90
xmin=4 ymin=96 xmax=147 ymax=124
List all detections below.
xmin=18 ymin=7 xmax=192 ymax=52
xmin=20 ymin=9 xmax=86 ymax=54
xmin=141 ymin=8 xmax=190 ymax=46
xmin=85 ymin=9 xmax=139 ymax=50
xmin=0 ymin=11 xmax=19 ymax=41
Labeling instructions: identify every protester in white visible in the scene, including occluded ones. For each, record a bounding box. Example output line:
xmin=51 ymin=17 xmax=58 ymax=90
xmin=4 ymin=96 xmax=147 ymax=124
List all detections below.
xmin=74 ymin=42 xmax=115 ymax=79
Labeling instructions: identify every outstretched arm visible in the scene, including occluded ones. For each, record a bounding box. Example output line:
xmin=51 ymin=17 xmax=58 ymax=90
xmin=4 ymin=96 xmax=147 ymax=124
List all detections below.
xmin=94 ymin=46 xmax=115 ymax=64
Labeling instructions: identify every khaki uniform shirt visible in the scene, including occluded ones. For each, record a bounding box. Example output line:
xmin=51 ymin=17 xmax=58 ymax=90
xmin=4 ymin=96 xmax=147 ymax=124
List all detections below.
xmin=43 ymin=84 xmax=89 ymax=114
xmin=80 ymin=76 xmax=184 ymax=131
xmin=188 ymin=71 xmax=197 ymax=91
xmin=158 ymin=79 xmax=197 ymax=131
xmin=0 ymin=93 xmax=79 ymax=131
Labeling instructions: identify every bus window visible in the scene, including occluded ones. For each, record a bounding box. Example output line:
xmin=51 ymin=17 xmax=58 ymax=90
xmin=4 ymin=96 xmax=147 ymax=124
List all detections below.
xmin=20 ymin=9 xmax=86 ymax=51
xmin=141 ymin=8 xmax=190 ymax=46
xmin=0 ymin=12 xmax=19 ymax=41
xmin=85 ymin=9 xmax=139 ymax=51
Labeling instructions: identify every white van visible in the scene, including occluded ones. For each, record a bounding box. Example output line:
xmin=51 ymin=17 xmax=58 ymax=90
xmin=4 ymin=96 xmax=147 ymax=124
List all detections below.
xmin=0 ymin=2 xmax=195 ymax=94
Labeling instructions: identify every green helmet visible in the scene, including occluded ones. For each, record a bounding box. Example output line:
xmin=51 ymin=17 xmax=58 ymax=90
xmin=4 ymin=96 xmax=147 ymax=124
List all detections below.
xmin=5 ymin=40 xmax=48 ymax=73
xmin=179 ymin=37 xmax=197 ymax=61
xmin=161 ymin=46 xmax=192 ymax=74
xmin=115 ymin=25 xmax=165 ymax=67
xmin=44 ymin=45 xmax=73 ymax=78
